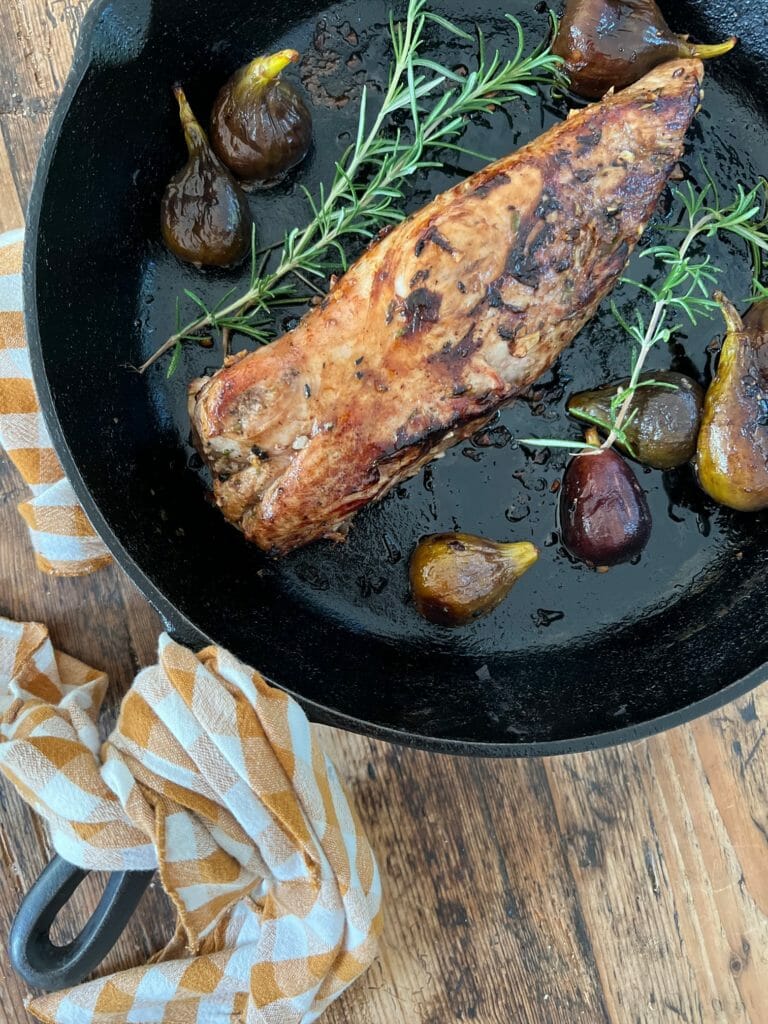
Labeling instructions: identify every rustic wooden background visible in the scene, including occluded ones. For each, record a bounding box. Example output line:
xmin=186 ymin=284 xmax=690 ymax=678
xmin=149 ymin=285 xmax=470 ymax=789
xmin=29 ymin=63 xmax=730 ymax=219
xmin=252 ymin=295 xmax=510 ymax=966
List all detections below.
xmin=0 ymin=1 xmax=767 ymax=1021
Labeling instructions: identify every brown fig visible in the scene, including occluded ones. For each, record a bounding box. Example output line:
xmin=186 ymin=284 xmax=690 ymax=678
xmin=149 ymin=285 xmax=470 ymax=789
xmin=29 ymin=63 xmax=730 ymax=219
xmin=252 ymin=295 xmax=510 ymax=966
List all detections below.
xmin=211 ymin=50 xmax=313 ymax=183
xmin=409 ymin=533 xmax=539 ymax=627
xmin=553 ymin=0 xmax=737 ymax=100
xmin=161 ymin=86 xmax=252 ymax=267
xmin=567 ymin=370 xmax=703 ymax=470
xmin=559 ymin=429 xmax=652 ymax=566
xmin=695 ymin=294 xmax=768 ymax=512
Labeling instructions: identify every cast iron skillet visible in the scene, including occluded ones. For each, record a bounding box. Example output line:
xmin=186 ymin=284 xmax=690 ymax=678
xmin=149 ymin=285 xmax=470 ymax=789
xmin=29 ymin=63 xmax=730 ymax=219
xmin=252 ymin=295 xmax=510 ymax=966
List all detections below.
xmin=23 ymin=0 xmax=768 ymax=755
xmin=13 ymin=0 xmax=768 ymax=994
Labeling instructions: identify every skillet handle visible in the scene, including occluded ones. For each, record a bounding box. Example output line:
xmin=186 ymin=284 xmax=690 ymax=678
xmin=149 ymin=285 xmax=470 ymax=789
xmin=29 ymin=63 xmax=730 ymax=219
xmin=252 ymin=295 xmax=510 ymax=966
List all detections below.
xmin=9 ymin=855 xmax=154 ymax=991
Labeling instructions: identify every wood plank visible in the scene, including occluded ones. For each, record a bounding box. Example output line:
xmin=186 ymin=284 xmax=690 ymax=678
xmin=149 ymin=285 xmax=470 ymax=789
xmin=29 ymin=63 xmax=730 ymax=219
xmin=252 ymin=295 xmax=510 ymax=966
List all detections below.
xmin=545 ymin=696 xmax=768 ymax=1024
xmin=320 ymin=734 xmax=611 ymax=1023
xmin=0 ymin=0 xmax=89 ymax=206
xmin=0 ymin=140 xmax=22 ymax=232
xmin=0 ymin=110 xmax=51 ymax=208
xmin=0 ymin=0 xmax=88 ymax=111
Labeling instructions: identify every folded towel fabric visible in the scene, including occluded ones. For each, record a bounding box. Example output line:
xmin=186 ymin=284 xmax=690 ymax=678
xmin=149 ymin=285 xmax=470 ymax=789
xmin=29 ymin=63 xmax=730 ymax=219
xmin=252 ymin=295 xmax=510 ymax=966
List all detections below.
xmin=0 ymin=617 xmax=382 ymax=1023
xmin=0 ymin=229 xmax=111 ymax=574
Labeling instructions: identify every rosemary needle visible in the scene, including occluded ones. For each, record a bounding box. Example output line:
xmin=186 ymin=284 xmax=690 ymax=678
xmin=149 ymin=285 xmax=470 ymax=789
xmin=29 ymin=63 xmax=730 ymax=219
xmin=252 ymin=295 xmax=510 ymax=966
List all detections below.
xmin=141 ymin=0 xmax=565 ymax=374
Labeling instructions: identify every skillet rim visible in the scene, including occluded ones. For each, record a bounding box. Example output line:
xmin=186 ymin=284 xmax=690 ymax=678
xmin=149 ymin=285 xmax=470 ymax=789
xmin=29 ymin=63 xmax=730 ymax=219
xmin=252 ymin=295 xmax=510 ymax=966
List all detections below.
xmin=23 ymin=0 xmax=768 ymax=756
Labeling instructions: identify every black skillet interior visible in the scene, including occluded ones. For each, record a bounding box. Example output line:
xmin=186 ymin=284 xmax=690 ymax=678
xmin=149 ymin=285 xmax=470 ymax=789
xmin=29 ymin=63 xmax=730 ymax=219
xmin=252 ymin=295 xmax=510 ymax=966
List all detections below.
xmin=27 ymin=0 xmax=768 ymax=753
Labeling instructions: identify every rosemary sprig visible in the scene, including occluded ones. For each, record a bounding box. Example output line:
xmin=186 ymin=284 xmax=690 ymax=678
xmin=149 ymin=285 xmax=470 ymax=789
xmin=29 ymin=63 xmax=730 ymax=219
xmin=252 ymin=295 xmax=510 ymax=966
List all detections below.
xmin=521 ymin=174 xmax=768 ymax=454
xmin=140 ymin=0 xmax=565 ymax=374
xmin=602 ymin=176 xmax=768 ymax=449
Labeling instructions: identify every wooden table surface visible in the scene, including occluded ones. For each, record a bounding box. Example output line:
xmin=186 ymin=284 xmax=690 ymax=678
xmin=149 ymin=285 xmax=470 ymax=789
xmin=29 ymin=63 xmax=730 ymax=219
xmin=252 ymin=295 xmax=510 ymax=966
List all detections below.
xmin=1 ymin=2 xmax=767 ymax=1021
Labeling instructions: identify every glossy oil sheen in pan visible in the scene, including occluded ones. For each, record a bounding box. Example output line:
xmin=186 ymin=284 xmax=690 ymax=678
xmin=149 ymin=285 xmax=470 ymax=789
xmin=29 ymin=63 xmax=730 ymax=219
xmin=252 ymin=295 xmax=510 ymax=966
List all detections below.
xmin=26 ymin=0 xmax=768 ymax=753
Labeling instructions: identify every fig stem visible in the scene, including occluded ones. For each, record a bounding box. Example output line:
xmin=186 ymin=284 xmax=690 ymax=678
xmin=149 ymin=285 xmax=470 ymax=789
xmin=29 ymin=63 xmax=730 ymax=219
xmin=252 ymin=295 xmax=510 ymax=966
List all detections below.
xmin=230 ymin=50 xmax=300 ymax=107
xmin=500 ymin=542 xmax=539 ymax=573
xmin=584 ymin=427 xmax=601 ymax=449
xmin=684 ymin=36 xmax=738 ymax=61
xmin=173 ymin=85 xmax=208 ymax=155
xmin=713 ymin=290 xmax=745 ymax=336
xmin=245 ymin=49 xmax=299 ymax=86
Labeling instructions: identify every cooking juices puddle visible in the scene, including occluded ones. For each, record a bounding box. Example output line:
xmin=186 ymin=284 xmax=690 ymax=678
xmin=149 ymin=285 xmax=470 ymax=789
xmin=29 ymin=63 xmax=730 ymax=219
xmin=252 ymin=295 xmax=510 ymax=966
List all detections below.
xmin=139 ymin=0 xmax=768 ymax=652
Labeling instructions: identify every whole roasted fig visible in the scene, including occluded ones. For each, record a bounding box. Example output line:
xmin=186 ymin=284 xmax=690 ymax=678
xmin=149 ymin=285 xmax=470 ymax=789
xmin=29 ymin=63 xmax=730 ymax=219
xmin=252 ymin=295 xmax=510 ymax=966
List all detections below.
xmin=211 ymin=50 xmax=313 ymax=182
xmin=695 ymin=294 xmax=768 ymax=512
xmin=567 ymin=370 xmax=703 ymax=470
xmin=553 ymin=0 xmax=737 ymax=100
xmin=161 ymin=86 xmax=252 ymax=267
xmin=560 ymin=429 xmax=652 ymax=566
xmin=409 ymin=533 xmax=539 ymax=627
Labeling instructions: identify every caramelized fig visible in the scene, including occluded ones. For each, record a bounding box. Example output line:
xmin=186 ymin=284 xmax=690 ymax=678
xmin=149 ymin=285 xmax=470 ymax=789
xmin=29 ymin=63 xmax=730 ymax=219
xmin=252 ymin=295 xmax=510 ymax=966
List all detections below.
xmin=695 ymin=294 xmax=768 ymax=511
xmin=409 ymin=533 xmax=539 ymax=627
xmin=567 ymin=370 xmax=703 ymax=470
xmin=744 ymin=300 xmax=768 ymax=334
xmin=553 ymin=0 xmax=737 ymax=100
xmin=161 ymin=86 xmax=252 ymax=267
xmin=211 ymin=50 xmax=313 ymax=182
xmin=560 ymin=429 xmax=652 ymax=566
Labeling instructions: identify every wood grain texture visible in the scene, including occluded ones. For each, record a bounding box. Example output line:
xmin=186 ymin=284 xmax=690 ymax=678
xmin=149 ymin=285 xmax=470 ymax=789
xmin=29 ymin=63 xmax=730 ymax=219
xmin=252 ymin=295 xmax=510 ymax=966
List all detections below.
xmin=0 ymin=2 xmax=766 ymax=1022
xmin=0 ymin=143 xmax=23 ymax=232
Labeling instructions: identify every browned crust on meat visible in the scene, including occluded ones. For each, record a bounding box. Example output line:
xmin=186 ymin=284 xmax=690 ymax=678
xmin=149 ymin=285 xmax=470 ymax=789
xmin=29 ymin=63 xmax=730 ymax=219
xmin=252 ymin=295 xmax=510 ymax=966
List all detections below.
xmin=191 ymin=59 xmax=704 ymax=554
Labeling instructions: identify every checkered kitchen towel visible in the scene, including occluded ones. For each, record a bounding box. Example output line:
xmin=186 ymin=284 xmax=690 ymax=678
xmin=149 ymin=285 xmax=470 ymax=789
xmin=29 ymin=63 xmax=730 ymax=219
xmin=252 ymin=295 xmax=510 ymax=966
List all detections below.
xmin=0 ymin=617 xmax=382 ymax=1023
xmin=0 ymin=228 xmax=111 ymax=574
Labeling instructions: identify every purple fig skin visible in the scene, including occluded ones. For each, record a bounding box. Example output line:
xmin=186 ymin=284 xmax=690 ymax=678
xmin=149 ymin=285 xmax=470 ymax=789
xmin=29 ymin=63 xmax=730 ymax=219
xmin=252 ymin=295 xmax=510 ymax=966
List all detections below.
xmin=162 ymin=86 xmax=252 ymax=267
xmin=211 ymin=51 xmax=312 ymax=183
xmin=559 ymin=445 xmax=652 ymax=567
xmin=552 ymin=0 xmax=737 ymax=101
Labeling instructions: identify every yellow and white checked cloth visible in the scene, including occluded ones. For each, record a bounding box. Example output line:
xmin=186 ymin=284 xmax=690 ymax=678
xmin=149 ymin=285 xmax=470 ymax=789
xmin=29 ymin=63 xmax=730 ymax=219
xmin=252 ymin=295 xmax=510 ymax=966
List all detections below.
xmin=0 ymin=228 xmax=111 ymax=575
xmin=0 ymin=617 xmax=382 ymax=1023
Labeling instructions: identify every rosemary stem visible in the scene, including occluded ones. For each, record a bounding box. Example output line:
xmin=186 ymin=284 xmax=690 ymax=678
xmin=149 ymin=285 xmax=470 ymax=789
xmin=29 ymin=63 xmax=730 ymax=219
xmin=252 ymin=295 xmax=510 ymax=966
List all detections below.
xmin=274 ymin=6 xmax=428 ymax=271
xmin=291 ymin=269 xmax=326 ymax=295
xmin=138 ymin=332 xmax=192 ymax=373
xmin=601 ymin=213 xmax=714 ymax=450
